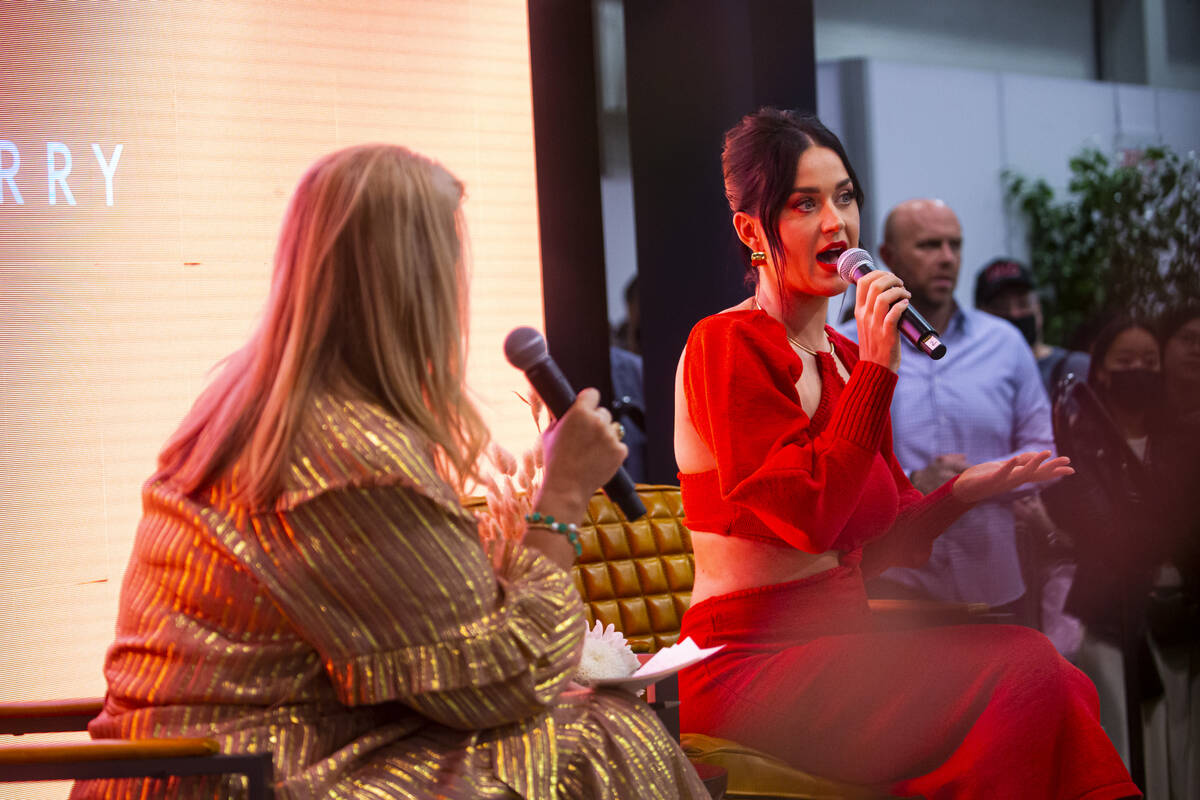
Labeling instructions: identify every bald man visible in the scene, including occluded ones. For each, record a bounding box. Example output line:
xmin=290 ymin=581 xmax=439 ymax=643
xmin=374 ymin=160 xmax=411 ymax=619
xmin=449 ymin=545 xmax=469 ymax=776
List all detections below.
xmin=838 ymin=199 xmax=1055 ymax=619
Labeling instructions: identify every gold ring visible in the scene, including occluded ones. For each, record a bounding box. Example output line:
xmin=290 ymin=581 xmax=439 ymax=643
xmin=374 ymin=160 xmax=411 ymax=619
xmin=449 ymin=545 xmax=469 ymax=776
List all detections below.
xmin=613 ymin=421 xmax=626 ymax=442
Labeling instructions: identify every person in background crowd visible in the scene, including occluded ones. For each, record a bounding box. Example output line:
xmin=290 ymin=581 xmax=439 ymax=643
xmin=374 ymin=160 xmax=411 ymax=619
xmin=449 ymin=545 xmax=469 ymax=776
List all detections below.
xmin=674 ymin=107 xmax=1137 ymax=799
xmin=1155 ymin=304 xmax=1200 ymax=593
xmin=613 ymin=274 xmax=641 ymax=356
xmin=975 ymin=256 xmax=1090 ymax=655
xmin=838 ymin=201 xmax=1055 ymax=624
xmin=1147 ymin=304 xmax=1200 ymax=797
xmin=1043 ymin=315 xmax=1199 ymax=798
xmin=70 ymin=144 xmax=707 ymax=800
xmin=611 ymin=274 xmax=646 ymax=481
xmin=1160 ymin=304 xmax=1200 ymax=425
xmin=974 ymin=257 xmax=1091 ymax=396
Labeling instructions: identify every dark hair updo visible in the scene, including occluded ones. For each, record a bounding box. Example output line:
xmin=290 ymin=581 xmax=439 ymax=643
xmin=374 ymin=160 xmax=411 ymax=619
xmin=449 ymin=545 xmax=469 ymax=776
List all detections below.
xmin=721 ymin=108 xmax=864 ymax=282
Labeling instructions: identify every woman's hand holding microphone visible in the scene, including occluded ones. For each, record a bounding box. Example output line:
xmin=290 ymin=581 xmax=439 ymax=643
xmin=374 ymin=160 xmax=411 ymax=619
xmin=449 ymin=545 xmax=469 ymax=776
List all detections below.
xmin=854 ymin=270 xmax=912 ymax=373
xmin=528 ymin=388 xmax=628 ymax=567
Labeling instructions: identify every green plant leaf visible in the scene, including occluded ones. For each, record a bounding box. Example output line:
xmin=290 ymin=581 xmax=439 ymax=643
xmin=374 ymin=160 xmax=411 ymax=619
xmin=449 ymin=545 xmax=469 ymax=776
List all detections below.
xmin=1003 ymin=144 xmax=1199 ymax=347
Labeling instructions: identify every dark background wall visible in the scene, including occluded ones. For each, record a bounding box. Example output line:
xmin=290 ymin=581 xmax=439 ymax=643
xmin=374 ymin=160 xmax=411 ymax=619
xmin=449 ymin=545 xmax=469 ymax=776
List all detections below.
xmin=527 ymin=1 xmax=614 ymax=405
xmin=622 ymin=0 xmax=816 ymax=482
xmin=527 ymin=0 xmax=816 ymax=485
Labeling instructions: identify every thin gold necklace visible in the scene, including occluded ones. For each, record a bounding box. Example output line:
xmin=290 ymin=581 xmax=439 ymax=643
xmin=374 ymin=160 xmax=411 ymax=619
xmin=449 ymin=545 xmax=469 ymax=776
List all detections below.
xmin=752 ymin=295 xmax=833 ymax=355
xmin=787 ymin=332 xmax=834 ymax=356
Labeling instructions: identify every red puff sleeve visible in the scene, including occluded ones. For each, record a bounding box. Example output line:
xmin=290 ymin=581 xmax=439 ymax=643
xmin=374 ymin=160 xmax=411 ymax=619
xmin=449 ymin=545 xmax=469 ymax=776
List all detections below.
xmin=682 ymin=311 xmax=969 ymax=570
xmin=684 ymin=311 xmax=895 ymax=553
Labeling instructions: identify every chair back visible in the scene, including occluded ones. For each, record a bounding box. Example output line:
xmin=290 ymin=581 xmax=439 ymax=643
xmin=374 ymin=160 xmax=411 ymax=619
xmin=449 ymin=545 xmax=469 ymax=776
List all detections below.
xmin=573 ymin=485 xmax=693 ymax=652
xmin=463 ymin=484 xmax=694 ymax=653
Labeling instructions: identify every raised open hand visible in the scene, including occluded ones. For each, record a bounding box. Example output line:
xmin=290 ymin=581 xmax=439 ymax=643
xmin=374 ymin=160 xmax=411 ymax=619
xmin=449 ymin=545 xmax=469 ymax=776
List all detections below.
xmin=910 ymin=453 xmax=969 ymax=494
xmin=951 ymin=450 xmax=1073 ymax=505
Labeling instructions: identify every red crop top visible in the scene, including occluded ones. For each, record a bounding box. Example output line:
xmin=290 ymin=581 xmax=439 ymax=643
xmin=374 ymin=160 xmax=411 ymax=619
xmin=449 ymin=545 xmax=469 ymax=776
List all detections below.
xmin=679 ymin=310 xmax=969 ymax=576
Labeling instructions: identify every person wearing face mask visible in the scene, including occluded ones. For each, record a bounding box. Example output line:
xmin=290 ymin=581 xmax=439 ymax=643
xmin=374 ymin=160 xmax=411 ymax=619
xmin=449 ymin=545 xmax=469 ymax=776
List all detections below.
xmin=1087 ymin=319 xmax=1162 ymax=459
xmin=1057 ymin=317 xmax=1164 ymax=641
xmin=974 ymin=258 xmax=1091 ymax=398
xmin=1042 ymin=316 xmax=1198 ymax=796
xmin=975 ymin=259 xmax=1093 ymax=658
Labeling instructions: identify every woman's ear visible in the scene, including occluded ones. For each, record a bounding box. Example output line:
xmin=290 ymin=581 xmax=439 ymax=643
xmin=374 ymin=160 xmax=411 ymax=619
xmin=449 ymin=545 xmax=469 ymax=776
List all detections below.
xmin=732 ymin=211 xmax=760 ymax=251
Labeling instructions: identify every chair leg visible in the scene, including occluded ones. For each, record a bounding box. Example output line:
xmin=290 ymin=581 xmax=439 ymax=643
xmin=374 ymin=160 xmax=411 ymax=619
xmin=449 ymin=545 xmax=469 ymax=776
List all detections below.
xmin=241 ymin=752 xmax=275 ymax=800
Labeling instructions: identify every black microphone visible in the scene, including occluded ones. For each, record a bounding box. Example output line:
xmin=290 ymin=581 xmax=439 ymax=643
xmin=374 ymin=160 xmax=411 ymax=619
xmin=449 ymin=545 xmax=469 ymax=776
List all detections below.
xmin=503 ymin=326 xmax=646 ymax=521
xmin=837 ymin=247 xmax=947 ymax=360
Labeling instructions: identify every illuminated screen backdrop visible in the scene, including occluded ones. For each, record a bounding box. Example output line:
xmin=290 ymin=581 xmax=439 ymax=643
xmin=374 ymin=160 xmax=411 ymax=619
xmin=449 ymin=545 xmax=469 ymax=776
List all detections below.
xmin=0 ymin=4 xmax=546 ymax=787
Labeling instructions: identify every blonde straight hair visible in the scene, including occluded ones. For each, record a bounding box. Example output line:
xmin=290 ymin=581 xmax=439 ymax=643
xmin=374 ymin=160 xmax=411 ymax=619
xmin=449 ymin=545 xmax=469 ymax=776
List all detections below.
xmin=159 ymin=144 xmax=489 ymax=506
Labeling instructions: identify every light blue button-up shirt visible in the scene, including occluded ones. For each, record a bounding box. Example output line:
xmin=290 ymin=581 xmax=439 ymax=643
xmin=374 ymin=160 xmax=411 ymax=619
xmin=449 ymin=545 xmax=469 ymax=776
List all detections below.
xmin=838 ymin=306 xmax=1054 ymax=606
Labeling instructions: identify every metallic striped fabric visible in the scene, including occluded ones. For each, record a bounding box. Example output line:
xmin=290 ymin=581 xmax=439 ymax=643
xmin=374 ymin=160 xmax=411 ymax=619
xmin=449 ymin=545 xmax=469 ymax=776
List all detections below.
xmin=70 ymin=394 xmax=707 ymax=799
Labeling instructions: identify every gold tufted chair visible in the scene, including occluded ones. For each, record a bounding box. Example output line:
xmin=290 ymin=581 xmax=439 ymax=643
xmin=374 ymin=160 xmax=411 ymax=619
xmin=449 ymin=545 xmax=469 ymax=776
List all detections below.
xmin=571 ymin=485 xmax=695 ymax=653
xmin=465 ymin=484 xmax=896 ymax=800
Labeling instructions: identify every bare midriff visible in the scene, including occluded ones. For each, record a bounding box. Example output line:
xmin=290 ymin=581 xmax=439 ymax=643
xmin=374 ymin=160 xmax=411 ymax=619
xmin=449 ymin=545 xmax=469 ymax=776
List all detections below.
xmin=689 ymin=529 xmax=841 ymax=606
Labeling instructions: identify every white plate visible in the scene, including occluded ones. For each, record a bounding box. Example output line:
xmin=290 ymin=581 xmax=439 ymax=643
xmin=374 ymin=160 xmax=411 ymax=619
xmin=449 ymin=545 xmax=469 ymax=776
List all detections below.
xmin=589 ymin=637 xmax=724 ymax=693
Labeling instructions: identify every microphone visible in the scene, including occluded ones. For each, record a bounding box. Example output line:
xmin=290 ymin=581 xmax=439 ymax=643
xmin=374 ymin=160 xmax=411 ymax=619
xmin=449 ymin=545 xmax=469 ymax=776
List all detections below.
xmin=837 ymin=248 xmax=947 ymax=360
xmin=503 ymin=326 xmax=647 ymax=521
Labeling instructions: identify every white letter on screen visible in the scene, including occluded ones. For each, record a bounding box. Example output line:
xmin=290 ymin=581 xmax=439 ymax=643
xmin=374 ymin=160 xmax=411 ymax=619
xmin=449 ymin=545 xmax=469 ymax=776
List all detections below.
xmin=47 ymin=141 xmax=76 ymax=206
xmin=0 ymin=140 xmax=24 ymax=204
xmin=92 ymin=143 xmax=123 ymax=206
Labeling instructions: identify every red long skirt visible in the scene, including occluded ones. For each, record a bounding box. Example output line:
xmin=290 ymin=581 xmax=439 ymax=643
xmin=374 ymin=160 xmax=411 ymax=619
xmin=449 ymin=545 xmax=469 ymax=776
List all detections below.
xmin=678 ymin=563 xmax=1140 ymax=799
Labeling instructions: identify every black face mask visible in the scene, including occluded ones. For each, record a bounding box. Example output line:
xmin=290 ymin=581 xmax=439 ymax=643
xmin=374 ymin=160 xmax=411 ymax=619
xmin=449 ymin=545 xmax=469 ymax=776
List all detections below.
xmin=1007 ymin=314 xmax=1038 ymax=347
xmin=1105 ymin=369 xmax=1162 ymax=411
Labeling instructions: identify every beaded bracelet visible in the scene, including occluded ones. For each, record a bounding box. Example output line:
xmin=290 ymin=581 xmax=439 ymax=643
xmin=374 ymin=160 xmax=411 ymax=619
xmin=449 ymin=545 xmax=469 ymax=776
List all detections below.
xmin=525 ymin=511 xmax=583 ymax=557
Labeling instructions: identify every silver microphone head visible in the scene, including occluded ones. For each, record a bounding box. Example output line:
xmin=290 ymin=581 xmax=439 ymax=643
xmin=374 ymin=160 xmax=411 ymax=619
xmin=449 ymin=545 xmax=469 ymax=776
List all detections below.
xmin=837 ymin=247 xmax=875 ymax=283
xmin=503 ymin=326 xmax=550 ymax=371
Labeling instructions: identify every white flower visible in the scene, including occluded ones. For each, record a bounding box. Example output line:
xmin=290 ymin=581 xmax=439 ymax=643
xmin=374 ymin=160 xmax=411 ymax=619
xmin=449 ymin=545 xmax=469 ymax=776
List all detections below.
xmin=574 ymin=621 xmax=641 ymax=684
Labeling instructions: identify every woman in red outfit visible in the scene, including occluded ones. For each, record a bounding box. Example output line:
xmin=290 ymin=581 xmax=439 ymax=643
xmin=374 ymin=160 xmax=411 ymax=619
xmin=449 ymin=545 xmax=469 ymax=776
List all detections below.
xmin=673 ymin=108 xmax=1140 ymax=799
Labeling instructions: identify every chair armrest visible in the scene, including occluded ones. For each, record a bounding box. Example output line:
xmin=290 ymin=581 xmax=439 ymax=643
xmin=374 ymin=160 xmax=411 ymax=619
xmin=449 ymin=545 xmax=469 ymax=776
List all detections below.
xmin=0 ymin=738 xmax=219 ymax=765
xmin=868 ymin=598 xmax=1002 ymax=630
xmin=0 ymin=738 xmax=274 ymax=799
xmin=0 ymin=698 xmax=105 ymax=735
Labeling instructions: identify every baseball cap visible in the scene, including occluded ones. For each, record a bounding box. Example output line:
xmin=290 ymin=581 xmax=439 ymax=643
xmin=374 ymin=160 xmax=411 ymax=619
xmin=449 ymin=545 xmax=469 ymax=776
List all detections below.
xmin=975 ymin=258 xmax=1035 ymax=307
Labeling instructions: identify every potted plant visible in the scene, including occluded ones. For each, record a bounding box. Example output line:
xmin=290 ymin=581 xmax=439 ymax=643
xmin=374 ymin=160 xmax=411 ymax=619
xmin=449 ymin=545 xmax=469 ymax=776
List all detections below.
xmin=1005 ymin=146 xmax=1199 ymax=349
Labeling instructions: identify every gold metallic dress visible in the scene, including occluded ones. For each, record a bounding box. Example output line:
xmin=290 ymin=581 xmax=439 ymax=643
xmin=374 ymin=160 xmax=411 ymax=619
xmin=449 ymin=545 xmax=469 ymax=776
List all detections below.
xmin=70 ymin=395 xmax=707 ymax=800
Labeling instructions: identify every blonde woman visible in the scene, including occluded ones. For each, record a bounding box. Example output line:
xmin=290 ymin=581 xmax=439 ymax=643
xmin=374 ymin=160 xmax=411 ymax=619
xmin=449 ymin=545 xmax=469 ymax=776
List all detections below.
xmin=71 ymin=145 xmax=707 ymax=800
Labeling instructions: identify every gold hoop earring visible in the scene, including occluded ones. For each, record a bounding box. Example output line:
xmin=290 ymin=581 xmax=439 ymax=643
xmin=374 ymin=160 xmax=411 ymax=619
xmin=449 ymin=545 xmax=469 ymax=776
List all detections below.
xmin=750 ymin=251 xmax=767 ymax=266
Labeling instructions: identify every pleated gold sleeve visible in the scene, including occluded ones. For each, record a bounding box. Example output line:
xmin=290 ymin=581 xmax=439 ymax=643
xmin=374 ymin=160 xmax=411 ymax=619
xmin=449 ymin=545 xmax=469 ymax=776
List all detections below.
xmin=260 ymin=478 xmax=585 ymax=717
xmin=69 ymin=394 xmax=707 ymax=800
